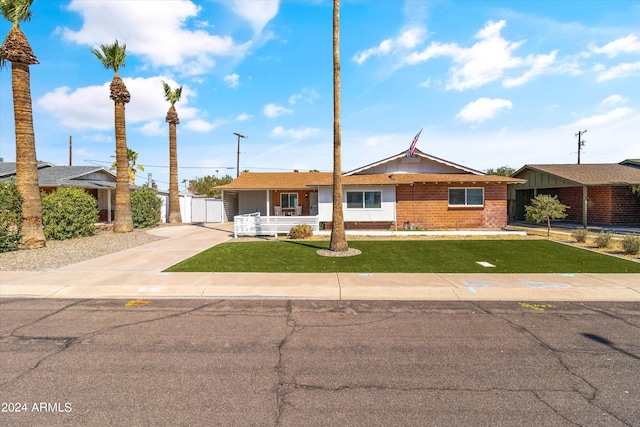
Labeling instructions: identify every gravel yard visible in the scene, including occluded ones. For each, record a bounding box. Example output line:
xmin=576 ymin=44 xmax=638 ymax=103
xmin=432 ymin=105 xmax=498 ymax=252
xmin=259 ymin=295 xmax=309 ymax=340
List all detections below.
xmin=0 ymin=229 xmax=166 ymax=271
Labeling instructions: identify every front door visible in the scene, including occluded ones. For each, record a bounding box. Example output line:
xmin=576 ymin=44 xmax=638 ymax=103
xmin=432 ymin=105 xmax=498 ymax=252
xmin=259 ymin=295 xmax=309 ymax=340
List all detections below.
xmin=309 ymin=192 xmax=318 ymax=216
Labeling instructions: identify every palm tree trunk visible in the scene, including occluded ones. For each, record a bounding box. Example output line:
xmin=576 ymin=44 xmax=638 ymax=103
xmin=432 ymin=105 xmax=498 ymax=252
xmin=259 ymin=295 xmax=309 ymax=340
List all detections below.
xmin=168 ymin=121 xmax=182 ymax=223
xmin=12 ymin=61 xmax=45 ymax=249
xmin=329 ymin=0 xmax=348 ymax=252
xmin=113 ymin=100 xmax=133 ymax=232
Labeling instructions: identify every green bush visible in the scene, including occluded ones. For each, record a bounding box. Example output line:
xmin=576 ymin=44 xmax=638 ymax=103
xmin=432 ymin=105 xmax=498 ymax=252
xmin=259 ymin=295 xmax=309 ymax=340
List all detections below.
xmin=42 ymin=188 xmax=98 ymax=240
xmin=289 ymin=224 xmax=313 ymax=239
xmin=621 ymin=235 xmax=640 ymax=255
xmin=0 ymin=179 xmax=22 ymax=252
xmin=571 ymin=228 xmax=589 ymax=243
xmin=594 ymin=231 xmax=612 ymax=248
xmin=131 ymin=187 xmax=161 ymax=229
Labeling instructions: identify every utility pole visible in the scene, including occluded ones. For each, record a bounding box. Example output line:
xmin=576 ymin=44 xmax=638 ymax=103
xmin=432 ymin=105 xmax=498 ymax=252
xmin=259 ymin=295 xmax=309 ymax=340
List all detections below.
xmin=69 ymin=135 xmax=72 ymax=166
xmin=575 ymin=129 xmax=587 ymax=164
xmin=234 ymin=132 xmax=247 ymax=177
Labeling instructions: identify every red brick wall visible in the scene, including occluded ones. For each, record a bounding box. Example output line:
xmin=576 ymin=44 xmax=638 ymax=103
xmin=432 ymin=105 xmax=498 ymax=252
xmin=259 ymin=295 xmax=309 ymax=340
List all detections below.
xmin=271 ymin=190 xmax=314 ymax=216
xmin=539 ymin=186 xmax=640 ymax=225
xmin=395 ymin=183 xmax=507 ymax=229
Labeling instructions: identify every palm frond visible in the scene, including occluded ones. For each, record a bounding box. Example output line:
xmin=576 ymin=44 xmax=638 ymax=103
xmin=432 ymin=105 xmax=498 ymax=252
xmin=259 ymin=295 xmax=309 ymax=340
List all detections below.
xmin=162 ymin=80 xmax=183 ymax=105
xmin=0 ymin=0 xmax=33 ymax=26
xmin=91 ymin=39 xmax=126 ymax=74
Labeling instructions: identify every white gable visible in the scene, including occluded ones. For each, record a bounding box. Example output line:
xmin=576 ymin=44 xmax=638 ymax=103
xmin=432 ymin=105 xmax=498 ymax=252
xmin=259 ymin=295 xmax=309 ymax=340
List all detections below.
xmin=346 ymin=149 xmax=485 ymax=176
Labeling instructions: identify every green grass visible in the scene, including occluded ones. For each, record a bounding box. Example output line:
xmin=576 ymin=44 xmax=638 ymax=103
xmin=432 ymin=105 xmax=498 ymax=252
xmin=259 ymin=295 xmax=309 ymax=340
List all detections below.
xmin=164 ymin=240 xmax=640 ymax=273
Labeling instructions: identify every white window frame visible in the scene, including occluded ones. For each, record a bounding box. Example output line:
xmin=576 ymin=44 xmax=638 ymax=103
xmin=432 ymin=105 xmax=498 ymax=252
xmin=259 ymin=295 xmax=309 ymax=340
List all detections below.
xmin=346 ymin=190 xmax=382 ymax=209
xmin=280 ymin=192 xmax=298 ymax=208
xmin=448 ymin=187 xmax=484 ymax=207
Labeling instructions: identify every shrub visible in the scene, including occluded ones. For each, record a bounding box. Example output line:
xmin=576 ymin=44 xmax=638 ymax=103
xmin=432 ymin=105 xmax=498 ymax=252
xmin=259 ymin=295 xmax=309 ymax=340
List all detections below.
xmin=594 ymin=231 xmax=612 ymax=248
xmin=42 ymin=188 xmax=98 ymax=240
xmin=0 ymin=179 xmax=22 ymax=252
xmin=131 ymin=186 xmax=161 ymax=229
xmin=289 ymin=224 xmax=313 ymax=239
xmin=571 ymin=228 xmax=589 ymax=243
xmin=621 ymin=235 xmax=640 ymax=255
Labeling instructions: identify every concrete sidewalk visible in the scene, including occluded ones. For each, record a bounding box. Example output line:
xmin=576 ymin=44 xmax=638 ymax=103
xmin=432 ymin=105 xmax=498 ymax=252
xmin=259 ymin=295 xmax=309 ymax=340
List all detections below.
xmin=1 ymin=224 xmax=639 ymax=301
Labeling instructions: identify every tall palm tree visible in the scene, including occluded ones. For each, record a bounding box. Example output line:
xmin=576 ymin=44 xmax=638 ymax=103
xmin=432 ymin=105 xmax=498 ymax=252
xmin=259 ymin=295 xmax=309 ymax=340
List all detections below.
xmin=91 ymin=40 xmax=133 ymax=232
xmin=329 ymin=0 xmax=348 ymax=252
xmin=0 ymin=0 xmax=46 ymax=249
xmin=110 ymin=147 xmax=144 ymax=184
xmin=162 ymin=81 xmax=183 ymax=223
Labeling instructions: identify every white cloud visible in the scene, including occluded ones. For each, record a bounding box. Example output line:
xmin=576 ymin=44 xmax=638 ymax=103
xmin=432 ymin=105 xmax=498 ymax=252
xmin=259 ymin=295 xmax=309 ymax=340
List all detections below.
xmin=37 ymin=76 xmax=199 ymax=131
xmin=601 ymin=95 xmax=626 ymax=106
xmin=184 ymin=118 xmax=227 ymax=133
xmin=570 ymin=107 xmax=633 ymax=128
xmin=228 ymin=0 xmax=279 ymax=35
xmin=263 ymin=103 xmax=293 ymax=118
xmin=224 ymin=73 xmax=240 ymax=88
xmin=503 ymin=51 xmax=557 ymax=87
xmin=353 ymin=27 xmax=425 ymax=65
xmin=595 ymin=61 xmax=640 ymax=82
xmin=590 ymin=34 xmax=640 ymax=57
xmin=61 ymin=0 xmax=252 ymax=75
xmin=236 ymin=113 xmax=252 ymax=121
xmin=271 ymin=126 xmax=319 ymax=139
xmin=37 ymin=85 xmax=112 ymax=130
xmin=139 ymin=120 xmax=164 ymax=136
xmin=456 ymin=98 xmax=513 ymax=123
xmin=288 ymin=88 xmax=320 ymax=105
xmin=405 ymin=20 xmax=558 ymax=91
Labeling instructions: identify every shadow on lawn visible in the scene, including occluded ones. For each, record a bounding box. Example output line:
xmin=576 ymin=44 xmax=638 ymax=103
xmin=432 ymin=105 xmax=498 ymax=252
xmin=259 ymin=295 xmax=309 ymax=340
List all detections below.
xmin=283 ymin=240 xmax=328 ymax=250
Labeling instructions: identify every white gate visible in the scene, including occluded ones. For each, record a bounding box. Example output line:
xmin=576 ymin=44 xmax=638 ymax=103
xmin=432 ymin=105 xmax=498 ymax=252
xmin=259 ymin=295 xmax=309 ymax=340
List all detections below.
xmin=191 ymin=198 xmax=224 ymax=223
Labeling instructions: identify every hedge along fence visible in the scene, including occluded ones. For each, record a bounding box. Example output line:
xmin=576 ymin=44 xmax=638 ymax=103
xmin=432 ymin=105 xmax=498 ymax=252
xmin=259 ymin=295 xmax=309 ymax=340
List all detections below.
xmin=0 ymin=179 xmax=22 ymax=252
xmin=131 ymin=186 xmax=162 ymax=229
xmin=41 ymin=187 xmax=99 ymax=240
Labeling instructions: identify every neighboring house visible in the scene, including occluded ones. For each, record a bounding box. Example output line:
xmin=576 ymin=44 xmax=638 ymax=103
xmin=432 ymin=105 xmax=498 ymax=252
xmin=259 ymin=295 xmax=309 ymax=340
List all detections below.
xmin=217 ymin=149 xmax=526 ymax=230
xmin=511 ymin=160 xmax=640 ymax=226
xmin=0 ymin=161 xmax=136 ymax=222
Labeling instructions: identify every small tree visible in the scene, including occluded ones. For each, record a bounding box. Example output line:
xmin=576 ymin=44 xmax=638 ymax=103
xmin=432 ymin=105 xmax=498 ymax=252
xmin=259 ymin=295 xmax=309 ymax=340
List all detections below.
xmin=525 ymin=194 xmax=568 ymax=237
xmin=0 ymin=178 xmax=22 ymax=252
xmin=485 ymin=166 xmax=515 ymax=176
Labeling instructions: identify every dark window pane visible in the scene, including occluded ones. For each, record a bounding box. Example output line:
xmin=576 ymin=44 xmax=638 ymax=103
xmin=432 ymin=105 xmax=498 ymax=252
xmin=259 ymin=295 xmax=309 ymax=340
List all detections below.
xmin=467 ymin=188 xmax=483 ymax=205
xmin=347 ymin=192 xmax=363 ymax=209
xmin=449 ymin=188 xmax=465 ymax=205
xmin=364 ymin=191 xmax=381 ymax=208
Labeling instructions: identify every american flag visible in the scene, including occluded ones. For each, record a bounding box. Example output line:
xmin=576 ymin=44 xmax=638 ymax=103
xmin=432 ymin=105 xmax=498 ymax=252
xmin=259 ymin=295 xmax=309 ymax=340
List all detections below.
xmin=406 ymin=128 xmax=422 ymax=157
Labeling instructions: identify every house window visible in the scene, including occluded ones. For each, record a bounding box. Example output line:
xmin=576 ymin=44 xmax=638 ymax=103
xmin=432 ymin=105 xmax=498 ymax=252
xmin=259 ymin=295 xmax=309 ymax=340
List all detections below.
xmin=280 ymin=193 xmax=298 ymax=208
xmin=448 ymin=188 xmax=484 ymax=206
xmin=346 ymin=191 xmax=382 ymax=209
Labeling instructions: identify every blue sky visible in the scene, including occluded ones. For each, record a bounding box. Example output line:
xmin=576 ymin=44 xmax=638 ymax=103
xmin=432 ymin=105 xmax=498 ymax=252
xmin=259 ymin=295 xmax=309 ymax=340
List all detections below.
xmin=1 ymin=0 xmax=639 ymax=189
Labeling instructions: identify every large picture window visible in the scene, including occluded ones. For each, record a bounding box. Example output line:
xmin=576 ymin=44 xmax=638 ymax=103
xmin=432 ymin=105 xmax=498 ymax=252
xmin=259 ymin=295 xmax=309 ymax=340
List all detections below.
xmin=346 ymin=191 xmax=381 ymax=209
xmin=448 ymin=188 xmax=484 ymax=206
xmin=280 ymin=193 xmax=298 ymax=208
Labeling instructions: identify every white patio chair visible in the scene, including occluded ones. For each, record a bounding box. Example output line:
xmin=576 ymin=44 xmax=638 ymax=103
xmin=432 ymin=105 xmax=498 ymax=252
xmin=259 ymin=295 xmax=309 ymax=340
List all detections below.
xmin=294 ymin=206 xmax=302 ymax=216
xmin=274 ymin=206 xmax=283 ymax=216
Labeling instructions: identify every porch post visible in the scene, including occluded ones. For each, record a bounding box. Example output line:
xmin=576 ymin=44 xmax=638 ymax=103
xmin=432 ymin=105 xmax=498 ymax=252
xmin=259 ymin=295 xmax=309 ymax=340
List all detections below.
xmin=107 ymin=188 xmax=112 ymax=222
xmin=582 ymin=185 xmax=588 ymax=228
xmin=266 ymin=190 xmax=271 ymax=217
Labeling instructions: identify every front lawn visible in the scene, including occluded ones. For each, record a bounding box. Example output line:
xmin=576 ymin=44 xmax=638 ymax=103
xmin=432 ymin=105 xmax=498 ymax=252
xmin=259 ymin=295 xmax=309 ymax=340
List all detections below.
xmin=164 ymin=240 xmax=640 ymax=273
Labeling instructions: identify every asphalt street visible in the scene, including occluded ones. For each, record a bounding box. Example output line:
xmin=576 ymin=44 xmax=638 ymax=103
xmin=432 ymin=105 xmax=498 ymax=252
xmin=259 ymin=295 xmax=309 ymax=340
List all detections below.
xmin=1 ymin=299 xmax=639 ymax=427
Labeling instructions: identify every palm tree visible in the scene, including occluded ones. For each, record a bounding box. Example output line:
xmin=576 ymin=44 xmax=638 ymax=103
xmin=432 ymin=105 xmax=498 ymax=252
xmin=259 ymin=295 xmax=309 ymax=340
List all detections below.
xmin=110 ymin=147 xmax=144 ymax=184
xmin=162 ymin=81 xmax=183 ymax=223
xmin=91 ymin=40 xmax=133 ymax=232
xmin=0 ymin=0 xmax=46 ymax=249
xmin=329 ymin=0 xmax=348 ymax=252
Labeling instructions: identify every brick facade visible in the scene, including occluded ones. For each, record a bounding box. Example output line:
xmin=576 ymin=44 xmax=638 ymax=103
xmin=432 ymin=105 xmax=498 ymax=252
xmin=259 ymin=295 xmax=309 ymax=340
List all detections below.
xmin=324 ymin=183 xmax=509 ymax=230
xmin=542 ymin=186 xmax=640 ymax=225
xmin=395 ymin=183 xmax=508 ymax=229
